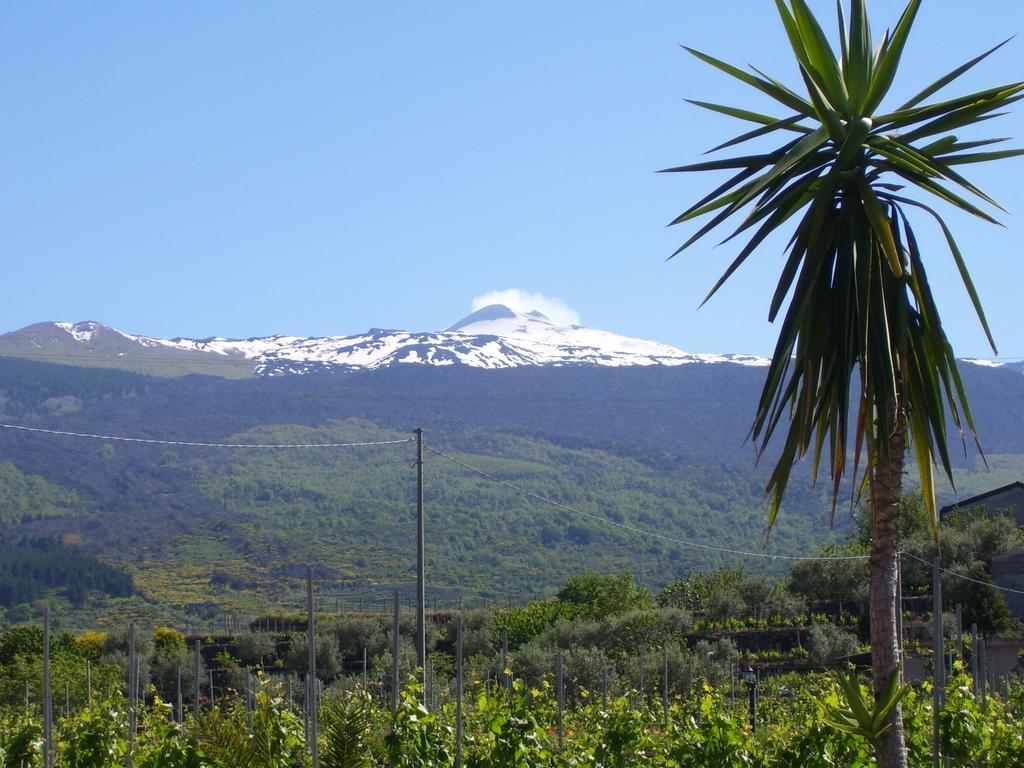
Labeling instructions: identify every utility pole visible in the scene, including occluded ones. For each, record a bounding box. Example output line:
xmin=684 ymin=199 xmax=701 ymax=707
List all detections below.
xmin=556 ymin=654 xmax=565 ymax=751
xmin=662 ymin=646 xmax=669 ymax=726
xmin=502 ymin=630 xmax=510 ymax=702
xmin=128 ymin=622 xmax=136 ymax=768
xmin=970 ymin=624 xmax=979 ymax=698
xmin=415 ymin=427 xmax=427 ymax=704
xmin=391 ymin=589 xmax=400 ymax=714
xmin=602 ymin=667 xmax=608 ymax=711
xmin=639 ymin=645 xmax=645 ymax=706
xmin=455 ymin=614 xmax=464 ymax=768
xmin=307 ymin=567 xmax=319 ymax=768
xmin=955 ymin=604 xmax=963 ymax=660
xmin=193 ymin=640 xmax=201 ymax=719
xmin=932 ymin=556 xmax=945 ymax=768
xmin=43 ymin=604 xmax=52 ymax=768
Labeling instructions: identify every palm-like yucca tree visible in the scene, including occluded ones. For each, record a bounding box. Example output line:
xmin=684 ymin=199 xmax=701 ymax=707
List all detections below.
xmin=663 ymin=1 xmax=1022 ymax=766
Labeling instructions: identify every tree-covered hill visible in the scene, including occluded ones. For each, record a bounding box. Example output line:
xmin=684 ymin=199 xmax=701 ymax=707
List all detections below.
xmin=0 ymin=462 xmax=84 ymax=525
xmin=1 ymin=355 xmax=1023 ymax=625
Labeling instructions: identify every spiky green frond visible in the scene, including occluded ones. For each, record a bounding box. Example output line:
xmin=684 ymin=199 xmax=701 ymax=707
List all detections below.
xmin=665 ymin=0 xmax=1022 ymax=534
xmin=192 ymin=685 xmax=307 ymax=768
xmin=320 ymin=694 xmax=374 ymax=768
xmin=824 ymin=669 xmax=910 ymax=746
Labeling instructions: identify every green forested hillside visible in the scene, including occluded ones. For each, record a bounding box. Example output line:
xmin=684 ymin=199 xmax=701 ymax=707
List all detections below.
xmin=1 ymin=355 xmax=1023 ymax=627
xmin=188 ymin=421 xmax=847 ymax=593
xmin=0 ymin=417 xmax=851 ymax=625
xmin=0 ymin=537 xmax=135 ymax=609
xmin=0 ymin=356 xmax=151 ymax=415
xmin=0 ymin=462 xmax=84 ymax=525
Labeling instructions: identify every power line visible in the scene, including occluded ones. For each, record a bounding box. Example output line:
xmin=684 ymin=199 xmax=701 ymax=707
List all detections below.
xmin=4 ymin=419 xmax=1011 ymax=573
xmin=902 ymin=551 xmax=1024 ymax=597
xmin=0 ymin=423 xmax=413 ymax=449
xmin=425 ymin=445 xmax=868 ymax=563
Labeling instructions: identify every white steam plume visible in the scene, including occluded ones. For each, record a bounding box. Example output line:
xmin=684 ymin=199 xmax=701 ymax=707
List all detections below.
xmin=470 ymin=289 xmax=581 ymax=326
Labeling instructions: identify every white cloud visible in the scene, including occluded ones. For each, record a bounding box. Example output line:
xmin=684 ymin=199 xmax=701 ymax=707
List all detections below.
xmin=470 ymin=289 xmax=581 ymax=326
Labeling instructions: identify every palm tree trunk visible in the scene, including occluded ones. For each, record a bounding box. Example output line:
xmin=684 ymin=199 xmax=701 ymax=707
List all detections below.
xmin=870 ymin=422 xmax=908 ymax=768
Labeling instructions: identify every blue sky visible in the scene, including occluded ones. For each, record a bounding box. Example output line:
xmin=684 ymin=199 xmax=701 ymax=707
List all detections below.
xmin=3 ymin=1 xmax=1022 ymax=358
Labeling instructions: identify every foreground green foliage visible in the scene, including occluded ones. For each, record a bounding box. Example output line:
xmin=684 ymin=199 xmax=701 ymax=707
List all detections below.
xmin=191 ymin=687 xmax=305 ymax=768
xmin=1 ymin=671 xmax=1022 ymax=767
xmin=824 ymin=670 xmax=909 ymax=748
xmin=2 ymin=528 xmax=1019 ymax=717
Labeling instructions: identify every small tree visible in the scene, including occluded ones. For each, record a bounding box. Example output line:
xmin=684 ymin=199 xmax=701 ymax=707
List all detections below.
xmin=556 ymin=570 xmax=651 ymax=620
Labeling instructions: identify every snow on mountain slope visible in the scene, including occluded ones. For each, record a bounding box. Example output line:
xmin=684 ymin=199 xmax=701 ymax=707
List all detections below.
xmin=961 ymin=358 xmax=1024 ymax=377
xmin=148 ymin=304 xmax=771 ymax=374
xmin=4 ymin=307 xmax=772 ymax=375
xmin=12 ymin=312 xmax=1021 ymax=377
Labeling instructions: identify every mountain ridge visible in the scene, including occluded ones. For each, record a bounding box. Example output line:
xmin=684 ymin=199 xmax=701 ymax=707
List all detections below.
xmin=0 ymin=306 xmax=772 ymax=377
xmin=4 ymin=308 xmax=1020 ymax=379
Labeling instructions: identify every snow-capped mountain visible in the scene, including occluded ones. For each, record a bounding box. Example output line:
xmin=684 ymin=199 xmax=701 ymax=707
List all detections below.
xmin=0 ymin=306 xmax=771 ymax=375
xmin=145 ymin=304 xmax=770 ymax=374
xmin=961 ymin=357 xmax=1024 ymax=374
xmin=5 ymin=309 xmax=1022 ymax=378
